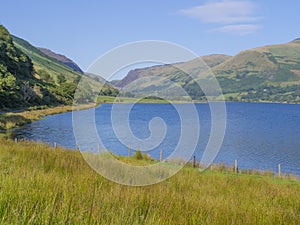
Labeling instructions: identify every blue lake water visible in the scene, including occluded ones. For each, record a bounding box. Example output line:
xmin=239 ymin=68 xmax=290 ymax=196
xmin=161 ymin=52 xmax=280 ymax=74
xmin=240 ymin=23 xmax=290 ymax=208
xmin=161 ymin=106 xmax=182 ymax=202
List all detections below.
xmin=13 ymin=102 xmax=300 ymax=175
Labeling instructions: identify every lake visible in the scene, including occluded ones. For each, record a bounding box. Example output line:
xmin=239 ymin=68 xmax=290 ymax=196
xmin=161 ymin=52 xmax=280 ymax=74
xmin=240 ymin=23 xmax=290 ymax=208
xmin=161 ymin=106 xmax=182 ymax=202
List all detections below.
xmin=13 ymin=102 xmax=300 ymax=176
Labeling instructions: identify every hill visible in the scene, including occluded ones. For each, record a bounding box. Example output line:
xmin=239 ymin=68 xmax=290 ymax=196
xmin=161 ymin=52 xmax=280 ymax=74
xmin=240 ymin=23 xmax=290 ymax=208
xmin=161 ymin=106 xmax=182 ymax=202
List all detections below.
xmin=114 ymin=54 xmax=231 ymax=100
xmin=0 ymin=25 xmax=116 ymax=110
xmin=115 ymin=54 xmax=231 ymax=88
xmin=214 ymin=40 xmax=300 ymax=102
xmin=0 ymin=25 xmax=38 ymax=108
xmin=38 ymin=47 xmax=84 ymax=74
xmin=116 ymin=41 xmax=300 ymax=103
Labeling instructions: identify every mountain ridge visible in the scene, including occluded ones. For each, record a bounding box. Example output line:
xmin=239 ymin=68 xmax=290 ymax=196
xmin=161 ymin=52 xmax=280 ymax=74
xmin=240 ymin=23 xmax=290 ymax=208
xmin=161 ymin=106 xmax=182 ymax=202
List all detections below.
xmin=115 ymin=54 xmax=232 ymax=88
xmin=38 ymin=47 xmax=83 ymax=74
xmin=115 ymin=39 xmax=300 ymax=103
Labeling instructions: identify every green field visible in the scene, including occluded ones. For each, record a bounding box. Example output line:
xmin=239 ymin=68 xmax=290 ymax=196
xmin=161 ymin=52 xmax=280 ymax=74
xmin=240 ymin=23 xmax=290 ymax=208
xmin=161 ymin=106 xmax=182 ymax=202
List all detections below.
xmin=97 ymin=96 xmax=169 ymax=104
xmin=0 ymin=138 xmax=299 ymax=224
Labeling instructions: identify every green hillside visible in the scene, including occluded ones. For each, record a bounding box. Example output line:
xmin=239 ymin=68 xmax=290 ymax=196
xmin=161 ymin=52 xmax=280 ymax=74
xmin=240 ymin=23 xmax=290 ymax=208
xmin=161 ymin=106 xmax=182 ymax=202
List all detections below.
xmin=116 ymin=41 xmax=300 ymax=103
xmin=37 ymin=47 xmax=84 ymax=73
xmin=0 ymin=25 xmax=36 ymax=108
xmin=0 ymin=25 xmax=116 ymax=110
xmin=115 ymin=54 xmax=231 ymax=100
xmin=214 ymin=40 xmax=300 ymax=102
xmin=13 ymin=35 xmax=83 ymax=85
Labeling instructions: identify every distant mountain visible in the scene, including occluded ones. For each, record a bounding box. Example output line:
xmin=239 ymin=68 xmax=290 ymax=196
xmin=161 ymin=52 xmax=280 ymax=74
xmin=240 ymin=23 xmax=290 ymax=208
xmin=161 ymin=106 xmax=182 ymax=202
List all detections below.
xmin=84 ymin=72 xmax=108 ymax=84
xmin=38 ymin=47 xmax=83 ymax=74
xmin=116 ymin=40 xmax=300 ymax=103
xmin=110 ymin=79 xmax=121 ymax=87
xmin=85 ymin=72 xmax=119 ymax=96
xmin=291 ymin=38 xmax=300 ymax=44
xmin=212 ymin=40 xmax=300 ymax=99
xmin=115 ymin=54 xmax=231 ymax=89
xmin=201 ymin=54 xmax=232 ymax=68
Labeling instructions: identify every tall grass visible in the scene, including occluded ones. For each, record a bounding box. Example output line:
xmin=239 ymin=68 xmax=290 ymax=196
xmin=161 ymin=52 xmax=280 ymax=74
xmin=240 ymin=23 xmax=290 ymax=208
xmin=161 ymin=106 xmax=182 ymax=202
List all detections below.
xmin=0 ymin=138 xmax=299 ymax=224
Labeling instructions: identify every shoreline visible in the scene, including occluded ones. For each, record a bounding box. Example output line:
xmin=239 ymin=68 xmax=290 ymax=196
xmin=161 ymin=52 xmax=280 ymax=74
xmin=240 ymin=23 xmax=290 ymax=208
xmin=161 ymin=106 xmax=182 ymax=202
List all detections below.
xmin=97 ymin=95 xmax=300 ymax=105
xmin=2 ymin=137 xmax=300 ymax=180
xmin=1 ymin=99 xmax=299 ymax=131
xmin=0 ymin=103 xmax=97 ymax=131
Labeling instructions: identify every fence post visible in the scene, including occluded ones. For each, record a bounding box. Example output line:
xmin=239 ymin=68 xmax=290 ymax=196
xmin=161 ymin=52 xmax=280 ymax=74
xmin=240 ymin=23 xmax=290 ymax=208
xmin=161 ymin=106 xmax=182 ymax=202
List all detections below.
xmin=53 ymin=142 xmax=57 ymax=150
xmin=128 ymin=146 xmax=131 ymax=157
xmin=234 ymin=160 xmax=238 ymax=173
xmin=160 ymin=149 xmax=163 ymax=162
xmin=278 ymin=164 xmax=281 ymax=177
xmin=193 ymin=155 xmax=196 ymax=168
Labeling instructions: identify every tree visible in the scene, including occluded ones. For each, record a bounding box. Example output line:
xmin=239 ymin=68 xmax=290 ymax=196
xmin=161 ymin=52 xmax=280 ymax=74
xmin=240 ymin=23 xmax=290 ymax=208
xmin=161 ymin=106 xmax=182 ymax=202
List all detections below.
xmin=0 ymin=63 xmax=16 ymax=92
xmin=38 ymin=69 xmax=53 ymax=83
xmin=57 ymin=74 xmax=67 ymax=84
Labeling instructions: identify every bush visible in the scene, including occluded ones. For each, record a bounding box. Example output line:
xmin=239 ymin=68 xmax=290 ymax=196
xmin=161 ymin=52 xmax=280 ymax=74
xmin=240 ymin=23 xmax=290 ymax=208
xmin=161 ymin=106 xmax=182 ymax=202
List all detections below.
xmin=133 ymin=150 xmax=143 ymax=160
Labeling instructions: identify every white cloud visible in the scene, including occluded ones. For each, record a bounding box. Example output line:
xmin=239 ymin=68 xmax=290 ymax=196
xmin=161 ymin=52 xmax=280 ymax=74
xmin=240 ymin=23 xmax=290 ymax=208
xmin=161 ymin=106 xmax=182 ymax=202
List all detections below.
xmin=179 ymin=0 xmax=263 ymax=35
xmin=211 ymin=24 xmax=262 ymax=35
xmin=179 ymin=0 xmax=261 ymax=24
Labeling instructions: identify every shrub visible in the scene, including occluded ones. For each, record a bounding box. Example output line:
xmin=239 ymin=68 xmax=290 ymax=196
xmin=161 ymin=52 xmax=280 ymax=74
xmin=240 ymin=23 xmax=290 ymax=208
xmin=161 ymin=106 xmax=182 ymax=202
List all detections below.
xmin=133 ymin=149 xmax=143 ymax=160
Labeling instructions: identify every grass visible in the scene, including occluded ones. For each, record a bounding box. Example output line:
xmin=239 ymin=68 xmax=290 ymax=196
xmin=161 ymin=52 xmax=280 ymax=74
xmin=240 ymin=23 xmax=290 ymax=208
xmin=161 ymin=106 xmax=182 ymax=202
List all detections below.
xmin=97 ymin=96 xmax=170 ymax=104
xmin=0 ymin=138 xmax=299 ymax=224
xmin=97 ymin=96 xmax=210 ymax=104
xmin=0 ymin=103 xmax=96 ymax=130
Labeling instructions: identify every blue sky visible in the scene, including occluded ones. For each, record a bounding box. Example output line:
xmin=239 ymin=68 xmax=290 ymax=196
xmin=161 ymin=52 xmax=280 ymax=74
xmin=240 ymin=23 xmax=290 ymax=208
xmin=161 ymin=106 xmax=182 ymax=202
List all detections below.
xmin=1 ymin=0 xmax=300 ymax=75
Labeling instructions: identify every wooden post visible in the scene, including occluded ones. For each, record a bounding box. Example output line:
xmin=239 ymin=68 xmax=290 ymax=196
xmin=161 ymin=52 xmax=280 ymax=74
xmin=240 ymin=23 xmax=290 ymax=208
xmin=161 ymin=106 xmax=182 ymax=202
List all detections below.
xmin=234 ymin=160 xmax=238 ymax=173
xmin=160 ymin=149 xmax=163 ymax=162
xmin=193 ymin=155 xmax=196 ymax=168
xmin=53 ymin=142 xmax=57 ymax=150
xmin=128 ymin=146 xmax=131 ymax=157
xmin=278 ymin=164 xmax=281 ymax=177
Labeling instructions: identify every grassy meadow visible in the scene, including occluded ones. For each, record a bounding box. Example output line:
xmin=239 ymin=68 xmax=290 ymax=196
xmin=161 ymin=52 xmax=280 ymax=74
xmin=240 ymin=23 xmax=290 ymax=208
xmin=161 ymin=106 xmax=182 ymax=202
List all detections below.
xmin=0 ymin=138 xmax=299 ymax=224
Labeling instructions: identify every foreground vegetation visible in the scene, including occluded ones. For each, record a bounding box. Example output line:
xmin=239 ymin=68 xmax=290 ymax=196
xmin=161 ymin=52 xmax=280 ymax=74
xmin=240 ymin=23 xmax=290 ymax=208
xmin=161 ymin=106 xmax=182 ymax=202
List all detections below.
xmin=0 ymin=139 xmax=299 ymax=224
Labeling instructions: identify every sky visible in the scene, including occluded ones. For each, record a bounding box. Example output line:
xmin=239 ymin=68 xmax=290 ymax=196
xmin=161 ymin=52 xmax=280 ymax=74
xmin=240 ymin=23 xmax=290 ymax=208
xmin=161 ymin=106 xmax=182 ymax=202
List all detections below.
xmin=1 ymin=0 xmax=300 ymax=78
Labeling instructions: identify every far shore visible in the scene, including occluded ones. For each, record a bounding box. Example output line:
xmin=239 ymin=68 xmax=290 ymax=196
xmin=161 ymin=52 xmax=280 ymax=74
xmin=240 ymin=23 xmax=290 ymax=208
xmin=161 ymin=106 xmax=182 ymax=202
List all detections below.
xmin=1 ymin=96 xmax=299 ymax=131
